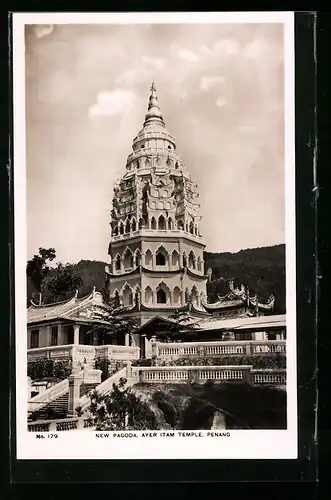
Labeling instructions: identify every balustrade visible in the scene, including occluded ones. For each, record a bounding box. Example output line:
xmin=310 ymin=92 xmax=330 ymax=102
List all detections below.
xmin=153 ymin=340 xmax=286 ymax=360
xmin=28 ymin=416 xmax=96 ymax=432
xmin=135 ymin=365 xmax=285 ymax=386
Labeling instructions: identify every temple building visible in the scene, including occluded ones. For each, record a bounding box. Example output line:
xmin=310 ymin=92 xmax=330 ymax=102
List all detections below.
xmin=201 ymin=280 xmax=275 ymax=319
xmin=105 ymin=83 xmax=210 ymax=333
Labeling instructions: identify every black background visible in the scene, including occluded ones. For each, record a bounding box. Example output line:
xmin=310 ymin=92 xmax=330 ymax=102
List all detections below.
xmin=1 ymin=7 xmax=328 ymax=491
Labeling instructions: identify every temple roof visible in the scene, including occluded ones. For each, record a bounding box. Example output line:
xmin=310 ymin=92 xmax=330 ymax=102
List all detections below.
xmin=134 ymin=313 xmax=286 ymax=336
xmin=27 ymin=289 xmax=110 ymax=325
xmin=202 ymin=280 xmax=275 ymax=313
xmin=196 ymin=314 xmax=286 ymax=332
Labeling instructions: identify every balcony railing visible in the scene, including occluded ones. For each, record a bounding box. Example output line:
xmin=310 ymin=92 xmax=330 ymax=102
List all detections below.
xmin=28 ymin=344 xmax=140 ymax=364
xmin=95 ymin=345 xmax=140 ymax=361
xmin=132 ymin=365 xmax=286 ymax=386
xmin=28 ymin=416 xmax=96 ymax=432
xmin=153 ymin=340 xmax=286 ymax=360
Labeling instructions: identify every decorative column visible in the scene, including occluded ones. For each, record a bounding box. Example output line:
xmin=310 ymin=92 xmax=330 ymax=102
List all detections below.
xmin=74 ymin=324 xmax=80 ymax=345
xmin=152 ymin=252 xmax=156 ymax=268
xmin=125 ymin=333 xmax=130 ymax=346
xmin=68 ymin=372 xmax=83 ymax=417
xmin=152 ymin=290 xmax=157 ymax=305
xmin=181 ymin=289 xmax=185 ymax=306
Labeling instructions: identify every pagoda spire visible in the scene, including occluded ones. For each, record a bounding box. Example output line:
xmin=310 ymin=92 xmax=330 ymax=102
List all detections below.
xmin=144 ymin=82 xmax=165 ymax=127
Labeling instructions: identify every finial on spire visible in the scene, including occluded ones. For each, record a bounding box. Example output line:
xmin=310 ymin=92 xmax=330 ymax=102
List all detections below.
xmin=150 ymin=82 xmax=156 ymax=94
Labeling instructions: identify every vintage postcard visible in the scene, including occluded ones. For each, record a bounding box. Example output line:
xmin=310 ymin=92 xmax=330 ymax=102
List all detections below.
xmin=13 ymin=11 xmax=296 ymax=460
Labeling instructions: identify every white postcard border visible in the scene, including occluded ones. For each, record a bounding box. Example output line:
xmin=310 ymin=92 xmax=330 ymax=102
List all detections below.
xmin=13 ymin=11 xmax=297 ymax=460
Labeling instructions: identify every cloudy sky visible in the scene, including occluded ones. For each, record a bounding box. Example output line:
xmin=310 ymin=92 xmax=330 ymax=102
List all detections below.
xmin=25 ymin=22 xmax=285 ymax=264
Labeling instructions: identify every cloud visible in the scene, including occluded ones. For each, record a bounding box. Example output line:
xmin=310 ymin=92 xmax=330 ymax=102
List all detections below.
xmin=212 ymin=38 xmax=240 ymax=56
xmin=199 ymin=75 xmax=226 ymax=92
xmin=141 ymin=56 xmax=166 ymax=70
xmin=115 ymin=56 xmax=166 ymax=86
xmin=216 ymin=97 xmax=227 ymax=108
xmin=88 ymin=89 xmax=137 ymax=118
xmin=177 ymin=48 xmax=200 ymax=63
xmin=33 ymin=24 xmax=54 ymax=39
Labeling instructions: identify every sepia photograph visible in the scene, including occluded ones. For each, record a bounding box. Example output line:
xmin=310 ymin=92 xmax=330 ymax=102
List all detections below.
xmin=13 ymin=12 xmax=296 ymax=460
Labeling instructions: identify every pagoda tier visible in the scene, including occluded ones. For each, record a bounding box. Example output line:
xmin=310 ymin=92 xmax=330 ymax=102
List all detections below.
xmin=106 ymin=84 xmax=208 ymax=323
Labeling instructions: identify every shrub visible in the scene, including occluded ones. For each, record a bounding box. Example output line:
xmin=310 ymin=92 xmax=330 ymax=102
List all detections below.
xmin=132 ymin=358 xmax=152 ymax=367
xmin=161 ymin=354 xmax=286 ymax=369
xmin=27 ymin=357 xmax=72 ymax=380
xmin=95 ymin=358 xmax=111 ymax=381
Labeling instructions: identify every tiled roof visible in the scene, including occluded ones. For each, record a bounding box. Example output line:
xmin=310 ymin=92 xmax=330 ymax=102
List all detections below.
xmin=197 ymin=314 xmax=286 ymax=331
xmin=27 ymin=291 xmax=108 ymax=324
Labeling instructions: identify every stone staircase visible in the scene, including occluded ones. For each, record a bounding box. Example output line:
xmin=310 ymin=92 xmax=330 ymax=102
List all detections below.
xmin=28 ymin=392 xmax=69 ymax=422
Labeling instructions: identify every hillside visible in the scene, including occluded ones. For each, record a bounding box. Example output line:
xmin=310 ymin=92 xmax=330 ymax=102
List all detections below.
xmin=27 ymin=244 xmax=286 ymax=313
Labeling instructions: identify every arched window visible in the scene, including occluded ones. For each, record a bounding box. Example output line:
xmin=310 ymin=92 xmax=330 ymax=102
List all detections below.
xmin=145 ymin=249 xmax=153 ymax=266
xmin=119 ymin=222 xmax=124 ymax=235
xmin=195 ymin=225 xmax=198 ymax=235
xmin=141 ymin=144 xmax=145 ymax=149
xmin=197 ymin=256 xmax=202 ymax=272
xmin=185 ymin=288 xmax=190 ymax=303
xmin=171 ymin=250 xmax=179 ymax=267
xmin=122 ymin=284 xmax=133 ymax=306
xmin=156 ymin=252 xmax=166 ymax=266
xmin=156 ymin=247 xmax=167 ymax=266
xmin=139 ymin=217 xmax=143 ymax=229
xmin=168 ymin=218 xmax=173 ymax=230
xmin=151 ymin=217 xmax=156 ymax=230
xmin=145 ymin=286 xmax=153 ymax=305
xmin=157 ymin=289 xmax=167 ymax=304
xmin=177 ymin=219 xmax=184 ymax=230
xmin=175 ymin=162 xmax=179 ymax=169
xmin=191 ymin=286 xmax=199 ymax=306
xmin=123 ymin=249 xmax=133 ymax=269
xmin=188 ymin=251 xmax=196 ymax=269
xmin=112 ymin=290 xmax=120 ymax=308
xmin=189 ymin=221 xmax=194 ymax=234
xmin=183 ymin=253 xmax=187 ymax=267
xmin=157 ymin=201 xmax=164 ymax=210
xmin=114 ymin=255 xmax=121 ymax=271
xmin=113 ymin=226 xmax=118 ymax=236
xmin=158 ymin=215 xmax=166 ymax=230
xmin=134 ymin=249 xmax=141 ymax=267
xmin=173 ymin=286 xmax=181 ymax=305
xmin=151 ymin=201 xmax=156 ymax=209
xmin=125 ymin=220 xmax=131 ymax=234
xmin=131 ymin=218 xmax=137 ymax=232
xmin=168 ymin=145 xmax=172 ymax=150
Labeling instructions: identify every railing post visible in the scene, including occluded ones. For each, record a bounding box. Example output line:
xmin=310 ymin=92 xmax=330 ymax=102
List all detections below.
xmin=189 ymin=369 xmax=199 ymax=384
xmin=244 ymin=343 xmax=251 ymax=355
xmin=68 ymin=373 xmax=83 ymax=417
xmin=244 ymin=367 xmax=253 ymax=385
xmin=151 ymin=340 xmax=158 ymax=361
xmin=126 ymin=361 xmax=132 ymax=379
xmin=49 ymin=421 xmax=57 ymax=432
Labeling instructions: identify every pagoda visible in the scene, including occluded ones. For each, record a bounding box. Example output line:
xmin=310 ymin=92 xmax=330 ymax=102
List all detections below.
xmin=105 ymin=84 xmax=209 ymax=343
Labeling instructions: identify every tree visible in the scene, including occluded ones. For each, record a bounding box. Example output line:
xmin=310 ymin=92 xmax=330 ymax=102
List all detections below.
xmin=47 ymin=263 xmax=83 ymax=301
xmin=26 ymin=247 xmax=56 ymax=304
xmin=156 ymin=310 xmax=200 ymax=342
xmin=86 ymin=378 xmax=158 ymax=430
xmin=87 ymin=305 xmax=139 ymax=346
